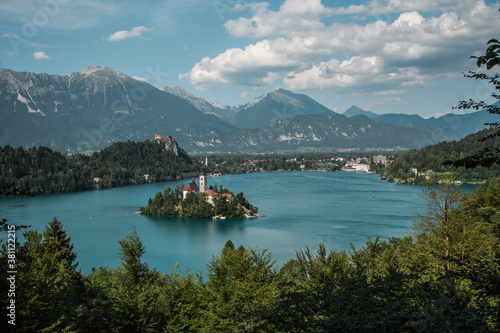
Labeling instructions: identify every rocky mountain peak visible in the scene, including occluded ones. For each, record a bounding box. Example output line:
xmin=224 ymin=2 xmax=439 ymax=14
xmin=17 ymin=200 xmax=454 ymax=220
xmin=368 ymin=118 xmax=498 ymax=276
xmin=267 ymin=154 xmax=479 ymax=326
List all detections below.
xmin=159 ymin=86 xmax=195 ymax=99
xmin=79 ymin=65 xmax=104 ymax=75
xmin=77 ymin=65 xmax=127 ymax=79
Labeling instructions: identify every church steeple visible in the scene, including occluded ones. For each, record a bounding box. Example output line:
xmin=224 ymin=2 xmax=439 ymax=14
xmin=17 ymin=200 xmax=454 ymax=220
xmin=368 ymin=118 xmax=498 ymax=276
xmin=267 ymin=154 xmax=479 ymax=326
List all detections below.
xmin=199 ymin=166 xmax=207 ymax=193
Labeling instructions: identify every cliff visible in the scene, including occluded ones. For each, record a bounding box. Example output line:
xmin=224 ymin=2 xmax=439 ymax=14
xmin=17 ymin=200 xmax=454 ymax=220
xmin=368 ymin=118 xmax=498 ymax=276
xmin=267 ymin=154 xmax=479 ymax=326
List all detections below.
xmin=154 ymin=135 xmax=179 ymax=156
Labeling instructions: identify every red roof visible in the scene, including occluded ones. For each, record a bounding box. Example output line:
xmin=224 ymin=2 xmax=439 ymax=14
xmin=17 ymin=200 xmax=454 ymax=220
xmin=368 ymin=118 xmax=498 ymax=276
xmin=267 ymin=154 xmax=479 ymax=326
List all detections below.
xmin=204 ymin=189 xmax=218 ymax=197
xmin=222 ymin=193 xmax=233 ymax=200
xmin=183 ymin=182 xmax=199 ymax=192
xmin=155 ymin=135 xmax=175 ymax=140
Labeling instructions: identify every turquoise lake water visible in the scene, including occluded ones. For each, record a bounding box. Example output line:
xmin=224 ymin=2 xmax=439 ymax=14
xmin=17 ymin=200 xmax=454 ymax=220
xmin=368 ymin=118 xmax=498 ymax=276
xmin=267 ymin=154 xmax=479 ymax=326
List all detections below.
xmin=0 ymin=172 xmax=464 ymax=276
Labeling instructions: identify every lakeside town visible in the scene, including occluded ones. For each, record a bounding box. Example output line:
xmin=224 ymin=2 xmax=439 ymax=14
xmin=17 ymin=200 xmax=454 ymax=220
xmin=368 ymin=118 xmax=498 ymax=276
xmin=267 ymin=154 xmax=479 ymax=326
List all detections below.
xmin=205 ymin=154 xmax=391 ymax=174
xmin=203 ymin=150 xmax=495 ymax=185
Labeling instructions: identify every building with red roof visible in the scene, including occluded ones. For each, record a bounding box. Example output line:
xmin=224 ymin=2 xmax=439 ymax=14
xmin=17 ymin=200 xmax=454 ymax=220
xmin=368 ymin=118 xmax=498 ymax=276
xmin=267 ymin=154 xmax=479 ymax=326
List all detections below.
xmin=182 ymin=180 xmax=200 ymax=199
xmin=221 ymin=193 xmax=233 ymax=201
xmin=204 ymin=189 xmax=218 ymax=205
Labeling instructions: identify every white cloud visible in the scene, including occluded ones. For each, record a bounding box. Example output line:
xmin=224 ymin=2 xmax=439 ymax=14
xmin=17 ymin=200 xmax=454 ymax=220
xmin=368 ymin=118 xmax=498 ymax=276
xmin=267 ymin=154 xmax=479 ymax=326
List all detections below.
xmin=224 ymin=0 xmax=333 ymax=38
xmin=104 ymin=26 xmax=153 ymax=42
xmin=33 ymin=51 xmax=51 ymax=61
xmin=333 ymin=0 xmax=460 ymax=16
xmin=180 ymin=37 xmax=316 ymax=89
xmin=183 ymin=0 xmax=500 ymax=94
xmin=284 ymin=56 xmax=383 ymax=90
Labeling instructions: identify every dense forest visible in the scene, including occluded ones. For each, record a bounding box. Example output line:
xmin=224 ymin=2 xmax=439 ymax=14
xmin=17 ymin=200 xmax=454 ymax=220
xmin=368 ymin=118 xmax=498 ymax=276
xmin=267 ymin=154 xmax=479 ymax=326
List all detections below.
xmin=0 ymin=140 xmax=200 ymax=196
xmin=1 ymin=177 xmax=499 ymax=332
xmin=382 ymin=128 xmax=500 ymax=184
xmin=140 ymin=184 xmax=258 ymax=219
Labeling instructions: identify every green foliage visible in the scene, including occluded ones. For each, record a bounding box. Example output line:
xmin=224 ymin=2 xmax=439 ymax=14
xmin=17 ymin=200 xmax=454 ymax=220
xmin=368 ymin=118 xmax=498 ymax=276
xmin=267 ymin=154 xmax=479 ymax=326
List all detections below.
xmin=383 ymin=128 xmax=500 ymax=184
xmin=141 ymin=184 xmax=257 ymax=219
xmin=413 ymin=183 xmax=499 ymax=273
xmin=451 ymin=38 xmax=500 ymax=168
xmin=205 ymin=240 xmax=280 ymax=332
xmin=0 ymin=140 xmax=199 ymax=196
xmin=117 ymin=227 xmax=149 ymax=284
xmin=0 ymin=218 xmax=84 ymax=332
xmin=2 ymin=178 xmax=500 ymax=331
xmin=274 ymin=240 xmax=418 ymax=332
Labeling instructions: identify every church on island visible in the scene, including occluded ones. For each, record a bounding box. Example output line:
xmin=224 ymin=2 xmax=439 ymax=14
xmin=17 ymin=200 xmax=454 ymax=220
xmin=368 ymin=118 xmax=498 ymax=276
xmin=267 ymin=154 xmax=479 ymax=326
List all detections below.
xmin=182 ymin=168 xmax=234 ymax=204
xmin=182 ymin=167 xmax=207 ymax=199
xmin=140 ymin=135 xmax=260 ymax=219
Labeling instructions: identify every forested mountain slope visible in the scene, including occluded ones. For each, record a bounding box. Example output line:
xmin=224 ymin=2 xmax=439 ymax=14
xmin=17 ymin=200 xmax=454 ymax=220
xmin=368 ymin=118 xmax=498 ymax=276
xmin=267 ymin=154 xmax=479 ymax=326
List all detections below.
xmin=383 ymin=128 xmax=500 ymax=183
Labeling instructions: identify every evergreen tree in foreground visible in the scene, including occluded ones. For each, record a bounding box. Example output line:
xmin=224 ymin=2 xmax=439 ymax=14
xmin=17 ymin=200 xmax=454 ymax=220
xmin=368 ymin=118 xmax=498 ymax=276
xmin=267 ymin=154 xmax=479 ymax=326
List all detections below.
xmin=2 ymin=178 xmax=499 ymax=333
xmin=10 ymin=218 xmax=84 ymax=332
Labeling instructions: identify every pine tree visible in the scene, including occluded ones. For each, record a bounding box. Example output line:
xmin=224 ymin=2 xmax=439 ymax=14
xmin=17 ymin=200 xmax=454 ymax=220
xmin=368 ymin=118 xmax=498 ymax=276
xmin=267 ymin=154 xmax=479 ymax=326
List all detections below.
xmin=206 ymin=240 xmax=279 ymax=331
xmin=16 ymin=218 xmax=84 ymax=331
xmin=42 ymin=217 xmax=78 ymax=267
xmin=117 ymin=227 xmax=148 ymax=284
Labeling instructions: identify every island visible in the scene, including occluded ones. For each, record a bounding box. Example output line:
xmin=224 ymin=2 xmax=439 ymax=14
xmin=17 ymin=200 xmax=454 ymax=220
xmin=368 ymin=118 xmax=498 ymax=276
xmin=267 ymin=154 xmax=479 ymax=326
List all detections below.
xmin=140 ymin=168 xmax=260 ymax=219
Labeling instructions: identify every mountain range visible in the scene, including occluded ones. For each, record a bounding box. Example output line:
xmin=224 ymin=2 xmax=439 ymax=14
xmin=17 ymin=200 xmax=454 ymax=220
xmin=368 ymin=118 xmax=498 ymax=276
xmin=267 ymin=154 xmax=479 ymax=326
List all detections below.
xmin=0 ymin=66 xmax=496 ymax=154
xmin=343 ymin=105 xmax=497 ymax=142
xmin=159 ymin=86 xmax=336 ymax=129
xmin=0 ymin=66 xmax=232 ymax=152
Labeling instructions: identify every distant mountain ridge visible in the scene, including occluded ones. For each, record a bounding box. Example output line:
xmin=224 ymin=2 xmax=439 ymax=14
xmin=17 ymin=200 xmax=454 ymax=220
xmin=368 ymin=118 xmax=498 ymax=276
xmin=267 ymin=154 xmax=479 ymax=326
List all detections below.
xmin=344 ymin=106 xmax=378 ymax=118
xmin=182 ymin=113 xmax=436 ymax=154
xmin=165 ymin=86 xmax=496 ymax=140
xmin=158 ymin=86 xmax=236 ymax=122
xmin=0 ymin=66 xmax=495 ymax=154
xmin=164 ymin=87 xmax=336 ymax=129
xmin=343 ymin=105 xmax=497 ymax=141
xmin=231 ymin=88 xmax=336 ymax=129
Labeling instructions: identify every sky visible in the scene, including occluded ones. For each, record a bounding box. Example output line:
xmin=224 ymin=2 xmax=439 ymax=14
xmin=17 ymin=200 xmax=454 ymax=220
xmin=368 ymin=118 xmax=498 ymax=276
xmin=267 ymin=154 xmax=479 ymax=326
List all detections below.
xmin=0 ymin=0 xmax=499 ymax=118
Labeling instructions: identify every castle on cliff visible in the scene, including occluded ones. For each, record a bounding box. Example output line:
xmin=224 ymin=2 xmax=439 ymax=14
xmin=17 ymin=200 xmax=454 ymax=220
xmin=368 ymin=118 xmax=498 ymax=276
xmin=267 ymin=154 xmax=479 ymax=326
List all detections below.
xmin=154 ymin=134 xmax=178 ymax=156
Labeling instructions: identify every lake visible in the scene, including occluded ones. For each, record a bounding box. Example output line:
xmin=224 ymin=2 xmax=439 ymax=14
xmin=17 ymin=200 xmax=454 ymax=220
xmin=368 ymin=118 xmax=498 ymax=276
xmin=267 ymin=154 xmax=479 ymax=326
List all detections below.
xmin=0 ymin=172 xmax=456 ymax=276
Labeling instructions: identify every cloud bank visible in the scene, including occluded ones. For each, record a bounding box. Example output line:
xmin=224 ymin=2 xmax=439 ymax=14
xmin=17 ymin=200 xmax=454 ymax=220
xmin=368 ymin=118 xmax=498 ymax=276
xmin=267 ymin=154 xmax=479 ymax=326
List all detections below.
xmin=181 ymin=0 xmax=500 ymax=95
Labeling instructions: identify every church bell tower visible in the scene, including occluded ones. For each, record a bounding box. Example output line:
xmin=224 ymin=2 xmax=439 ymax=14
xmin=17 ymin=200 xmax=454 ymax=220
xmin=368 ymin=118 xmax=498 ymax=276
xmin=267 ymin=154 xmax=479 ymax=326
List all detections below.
xmin=199 ymin=166 xmax=207 ymax=193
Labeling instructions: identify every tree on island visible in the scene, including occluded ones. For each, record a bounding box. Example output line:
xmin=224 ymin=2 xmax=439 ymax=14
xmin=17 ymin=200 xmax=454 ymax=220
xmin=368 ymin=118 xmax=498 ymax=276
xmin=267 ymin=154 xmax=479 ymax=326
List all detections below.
xmin=141 ymin=185 xmax=257 ymax=219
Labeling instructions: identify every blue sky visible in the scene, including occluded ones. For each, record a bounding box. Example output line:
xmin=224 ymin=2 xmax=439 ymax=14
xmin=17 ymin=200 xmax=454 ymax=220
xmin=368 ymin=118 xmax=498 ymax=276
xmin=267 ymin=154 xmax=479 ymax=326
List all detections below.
xmin=0 ymin=0 xmax=499 ymax=117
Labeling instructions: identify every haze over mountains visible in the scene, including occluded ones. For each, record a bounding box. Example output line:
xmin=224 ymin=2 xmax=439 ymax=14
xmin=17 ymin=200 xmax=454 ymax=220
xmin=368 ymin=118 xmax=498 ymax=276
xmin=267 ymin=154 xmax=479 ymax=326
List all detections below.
xmin=0 ymin=66 xmax=495 ymax=154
